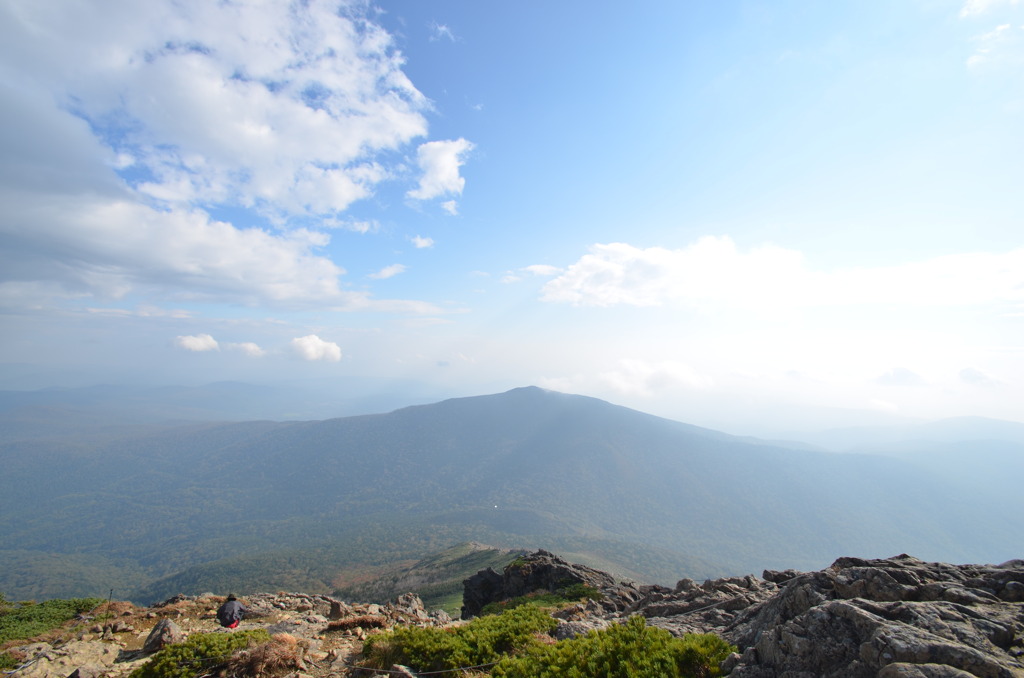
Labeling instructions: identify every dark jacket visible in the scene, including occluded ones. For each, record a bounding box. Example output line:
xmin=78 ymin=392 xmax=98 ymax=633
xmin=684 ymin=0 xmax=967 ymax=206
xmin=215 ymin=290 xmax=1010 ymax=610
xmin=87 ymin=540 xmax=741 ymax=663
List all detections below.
xmin=216 ymin=599 xmax=246 ymax=627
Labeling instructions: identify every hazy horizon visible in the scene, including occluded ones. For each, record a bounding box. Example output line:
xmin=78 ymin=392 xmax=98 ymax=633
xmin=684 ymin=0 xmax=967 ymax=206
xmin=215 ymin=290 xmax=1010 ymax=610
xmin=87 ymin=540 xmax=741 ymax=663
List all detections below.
xmin=3 ymin=1 xmax=1023 ymax=432
xmin=7 ymin=375 xmax=1024 ymax=445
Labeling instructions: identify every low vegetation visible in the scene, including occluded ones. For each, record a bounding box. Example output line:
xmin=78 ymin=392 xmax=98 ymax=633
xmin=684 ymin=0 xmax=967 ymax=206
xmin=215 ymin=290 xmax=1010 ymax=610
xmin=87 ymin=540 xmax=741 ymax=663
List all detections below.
xmin=492 ymin=615 xmax=736 ymax=677
xmin=361 ymin=605 xmax=557 ymax=675
xmin=361 ymin=605 xmax=734 ymax=678
xmin=0 ymin=588 xmax=735 ymax=678
xmin=0 ymin=594 xmax=106 ymax=670
xmin=333 ymin=542 xmax=521 ymax=615
xmin=128 ymin=629 xmax=270 ymax=678
xmin=0 ymin=595 xmax=105 ymax=645
xmin=480 ymin=582 xmax=603 ymax=616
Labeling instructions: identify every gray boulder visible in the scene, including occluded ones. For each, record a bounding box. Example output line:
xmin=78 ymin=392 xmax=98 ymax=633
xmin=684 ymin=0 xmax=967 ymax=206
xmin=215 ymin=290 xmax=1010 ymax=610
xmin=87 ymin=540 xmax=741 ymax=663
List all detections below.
xmin=142 ymin=618 xmax=184 ymax=654
xmin=723 ymin=555 xmax=1024 ymax=677
xmin=461 ymin=549 xmax=641 ymax=619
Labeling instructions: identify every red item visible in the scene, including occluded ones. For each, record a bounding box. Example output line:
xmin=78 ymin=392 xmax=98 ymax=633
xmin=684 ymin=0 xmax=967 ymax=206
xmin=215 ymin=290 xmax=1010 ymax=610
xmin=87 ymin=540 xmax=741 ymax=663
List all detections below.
xmin=226 ymin=620 xmax=239 ymax=629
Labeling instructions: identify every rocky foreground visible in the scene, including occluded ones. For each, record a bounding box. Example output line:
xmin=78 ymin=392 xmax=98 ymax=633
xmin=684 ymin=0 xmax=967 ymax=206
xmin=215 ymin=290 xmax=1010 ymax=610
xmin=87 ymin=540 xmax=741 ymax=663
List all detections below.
xmin=467 ymin=551 xmax=1024 ymax=677
xmin=3 ymin=592 xmax=449 ymax=678
xmin=4 ymin=552 xmax=1023 ymax=677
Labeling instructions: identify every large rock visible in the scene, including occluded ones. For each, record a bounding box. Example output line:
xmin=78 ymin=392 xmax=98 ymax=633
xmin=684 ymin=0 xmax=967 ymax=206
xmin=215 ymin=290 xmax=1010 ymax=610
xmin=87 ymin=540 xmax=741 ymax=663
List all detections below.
xmin=461 ymin=549 xmax=641 ymax=619
xmin=722 ymin=555 xmax=1024 ymax=678
xmin=462 ymin=566 xmax=504 ymax=619
xmin=388 ymin=593 xmax=429 ymax=622
xmin=142 ymin=618 xmax=184 ymax=653
xmin=636 ymin=573 xmax=780 ymax=638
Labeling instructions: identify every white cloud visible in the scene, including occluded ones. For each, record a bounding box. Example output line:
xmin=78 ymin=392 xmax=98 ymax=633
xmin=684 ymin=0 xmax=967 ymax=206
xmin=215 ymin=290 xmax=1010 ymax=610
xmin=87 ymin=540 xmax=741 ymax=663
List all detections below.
xmin=959 ymin=367 xmax=1001 ymax=385
xmin=429 ymin=22 xmax=456 ymax=42
xmin=503 ymin=264 xmax=562 ymax=284
xmin=868 ymin=399 xmax=900 ymax=413
xmin=291 ymin=334 xmax=342 ymax=362
xmin=0 ymin=0 xmax=430 ymax=219
xmin=876 ymin=367 xmax=926 ymax=386
xmin=86 ymin=305 xmax=193 ymax=318
xmin=407 ymin=138 xmax=475 ymax=200
xmin=227 ymin=342 xmax=265 ymax=357
xmin=540 ymin=359 xmax=711 ymax=398
xmin=441 ymin=200 xmax=460 ymax=215
xmin=523 ymin=265 xmax=561 ymax=277
xmin=137 ymin=305 xmax=192 ymax=318
xmin=175 ymin=333 xmax=219 ymax=352
xmin=0 ymin=194 xmax=352 ymax=307
xmin=0 ymin=0 xmax=454 ymax=313
xmin=320 ymin=219 xmax=380 ymax=234
xmin=369 ymin=264 xmax=407 ymax=280
xmin=960 ymin=0 xmax=1021 ymax=17
xmin=598 ymin=359 xmax=713 ymax=395
xmin=411 ymin=235 xmax=435 ymax=249
xmin=967 ymin=23 xmax=1014 ymax=65
xmin=541 ymin=237 xmax=1024 ymax=311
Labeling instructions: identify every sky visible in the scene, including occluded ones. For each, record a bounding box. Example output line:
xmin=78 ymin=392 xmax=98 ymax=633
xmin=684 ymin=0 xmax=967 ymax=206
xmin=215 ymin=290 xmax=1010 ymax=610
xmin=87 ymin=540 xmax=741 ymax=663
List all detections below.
xmin=1 ymin=0 xmax=1023 ymax=433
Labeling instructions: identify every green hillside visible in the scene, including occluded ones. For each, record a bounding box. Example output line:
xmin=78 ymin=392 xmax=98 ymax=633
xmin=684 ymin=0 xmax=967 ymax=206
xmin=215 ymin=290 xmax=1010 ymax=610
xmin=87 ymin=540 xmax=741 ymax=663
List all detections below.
xmin=332 ymin=542 xmax=522 ymax=614
xmin=2 ymin=386 xmax=1021 ymax=602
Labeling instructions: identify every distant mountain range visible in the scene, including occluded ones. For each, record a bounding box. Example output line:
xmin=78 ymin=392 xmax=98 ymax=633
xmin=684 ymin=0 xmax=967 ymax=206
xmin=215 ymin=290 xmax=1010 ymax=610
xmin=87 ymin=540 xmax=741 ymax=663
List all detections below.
xmin=1 ymin=386 xmax=1021 ymax=603
xmin=0 ymin=378 xmax=448 ymax=427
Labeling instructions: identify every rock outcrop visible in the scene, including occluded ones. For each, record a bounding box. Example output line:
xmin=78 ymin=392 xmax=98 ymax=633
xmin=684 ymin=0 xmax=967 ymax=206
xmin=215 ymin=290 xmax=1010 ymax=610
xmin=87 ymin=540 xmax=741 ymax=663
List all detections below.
xmin=630 ymin=572 xmax=782 ymax=638
xmin=9 ymin=641 xmax=120 ymax=678
xmin=460 ymin=549 xmax=643 ymax=619
xmin=5 ymin=551 xmax=1022 ymax=677
xmin=474 ymin=552 xmax=1024 ymax=677
xmin=722 ymin=555 xmax=1024 ymax=677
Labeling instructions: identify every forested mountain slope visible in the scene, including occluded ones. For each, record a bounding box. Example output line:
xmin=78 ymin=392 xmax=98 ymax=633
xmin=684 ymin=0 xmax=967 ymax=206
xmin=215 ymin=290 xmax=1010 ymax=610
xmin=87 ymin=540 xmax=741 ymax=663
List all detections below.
xmin=2 ymin=386 xmax=1019 ymax=602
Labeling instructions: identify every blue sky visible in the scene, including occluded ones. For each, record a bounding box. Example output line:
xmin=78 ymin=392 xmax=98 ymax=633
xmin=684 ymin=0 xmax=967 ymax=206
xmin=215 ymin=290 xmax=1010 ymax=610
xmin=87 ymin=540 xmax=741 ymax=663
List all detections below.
xmin=1 ymin=0 xmax=1023 ymax=432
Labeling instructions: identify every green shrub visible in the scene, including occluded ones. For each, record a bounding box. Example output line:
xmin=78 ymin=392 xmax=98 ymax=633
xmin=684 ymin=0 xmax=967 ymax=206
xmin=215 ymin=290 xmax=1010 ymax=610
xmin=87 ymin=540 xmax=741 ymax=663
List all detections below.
xmin=559 ymin=583 xmax=602 ymax=601
xmin=361 ymin=605 xmax=557 ymax=676
xmin=0 ymin=597 xmax=105 ymax=644
xmin=480 ymin=582 xmax=602 ymax=616
xmin=128 ymin=629 xmax=270 ymax=678
xmin=0 ymin=652 xmax=18 ymax=671
xmin=491 ymin=615 xmax=736 ymax=678
xmin=480 ymin=592 xmax=566 ymax=616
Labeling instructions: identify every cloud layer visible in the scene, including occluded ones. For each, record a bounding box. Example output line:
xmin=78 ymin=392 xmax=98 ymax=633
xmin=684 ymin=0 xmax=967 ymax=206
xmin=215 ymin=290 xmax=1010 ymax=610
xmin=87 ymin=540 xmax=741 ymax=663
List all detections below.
xmin=1 ymin=194 xmax=348 ymax=305
xmin=1 ymin=0 xmax=429 ymax=217
xmin=0 ymin=0 xmax=463 ymax=311
xmin=960 ymin=0 xmax=1022 ymax=17
xmin=541 ymin=237 xmax=1024 ymax=311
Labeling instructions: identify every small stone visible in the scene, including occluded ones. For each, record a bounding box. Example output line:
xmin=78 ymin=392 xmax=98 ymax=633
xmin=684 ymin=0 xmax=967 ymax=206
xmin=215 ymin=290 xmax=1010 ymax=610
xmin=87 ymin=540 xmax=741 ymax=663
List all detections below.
xmin=66 ymin=667 xmax=102 ymax=678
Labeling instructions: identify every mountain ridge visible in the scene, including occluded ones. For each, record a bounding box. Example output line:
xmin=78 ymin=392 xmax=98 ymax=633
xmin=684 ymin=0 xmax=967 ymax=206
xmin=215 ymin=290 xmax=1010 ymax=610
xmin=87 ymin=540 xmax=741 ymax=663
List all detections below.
xmin=2 ymin=385 xmax=1021 ymax=603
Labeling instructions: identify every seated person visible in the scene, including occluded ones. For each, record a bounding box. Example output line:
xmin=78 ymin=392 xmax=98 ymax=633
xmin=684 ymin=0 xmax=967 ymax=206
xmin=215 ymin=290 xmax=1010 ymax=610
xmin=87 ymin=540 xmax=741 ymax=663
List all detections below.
xmin=216 ymin=594 xmax=246 ymax=629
